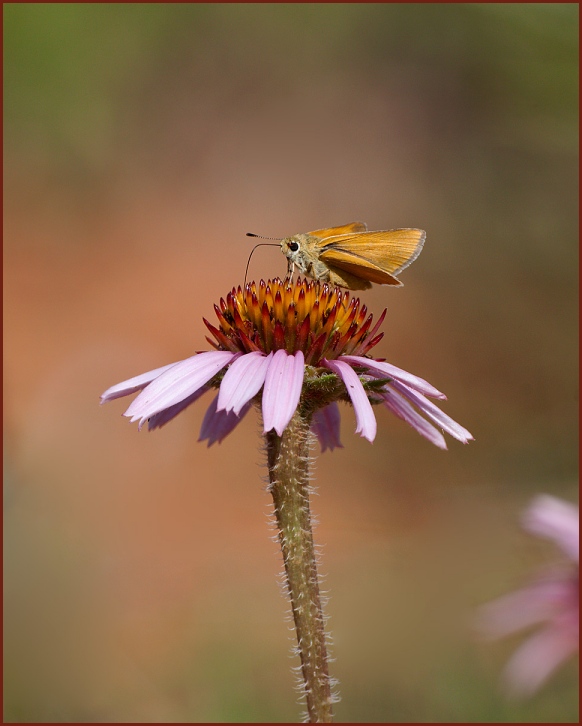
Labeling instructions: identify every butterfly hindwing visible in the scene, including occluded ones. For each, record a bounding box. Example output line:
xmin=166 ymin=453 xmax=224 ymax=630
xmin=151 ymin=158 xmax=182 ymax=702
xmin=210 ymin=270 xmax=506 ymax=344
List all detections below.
xmin=322 ymin=250 xmax=402 ymax=286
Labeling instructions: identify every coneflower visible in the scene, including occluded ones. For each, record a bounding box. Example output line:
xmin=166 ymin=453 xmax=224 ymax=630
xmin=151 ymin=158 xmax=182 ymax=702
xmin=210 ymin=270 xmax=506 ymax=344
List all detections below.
xmin=101 ymin=277 xmax=473 ymax=722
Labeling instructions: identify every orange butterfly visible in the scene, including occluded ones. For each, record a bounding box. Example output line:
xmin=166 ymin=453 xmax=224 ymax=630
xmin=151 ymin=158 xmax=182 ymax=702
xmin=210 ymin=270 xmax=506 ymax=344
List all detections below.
xmin=279 ymin=222 xmax=425 ymax=290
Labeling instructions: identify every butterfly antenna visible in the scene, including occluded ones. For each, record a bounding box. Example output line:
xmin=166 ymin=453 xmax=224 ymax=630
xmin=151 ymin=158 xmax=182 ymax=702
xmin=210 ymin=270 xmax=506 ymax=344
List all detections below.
xmin=246 ymin=232 xmax=280 ymax=240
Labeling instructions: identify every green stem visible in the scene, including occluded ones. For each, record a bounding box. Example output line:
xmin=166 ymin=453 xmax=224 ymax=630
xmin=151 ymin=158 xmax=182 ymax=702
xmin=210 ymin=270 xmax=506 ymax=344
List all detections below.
xmin=266 ymin=411 xmax=335 ymax=723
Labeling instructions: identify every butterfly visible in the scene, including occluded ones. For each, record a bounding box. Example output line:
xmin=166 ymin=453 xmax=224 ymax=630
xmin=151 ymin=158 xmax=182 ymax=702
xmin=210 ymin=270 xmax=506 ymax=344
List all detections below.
xmin=278 ymin=222 xmax=425 ymax=290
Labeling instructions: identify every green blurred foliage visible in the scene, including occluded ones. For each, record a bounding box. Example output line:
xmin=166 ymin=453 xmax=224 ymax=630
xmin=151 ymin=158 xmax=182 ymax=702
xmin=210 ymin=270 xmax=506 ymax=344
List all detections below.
xmin=5 ymin=4 xmax=577 ymax=179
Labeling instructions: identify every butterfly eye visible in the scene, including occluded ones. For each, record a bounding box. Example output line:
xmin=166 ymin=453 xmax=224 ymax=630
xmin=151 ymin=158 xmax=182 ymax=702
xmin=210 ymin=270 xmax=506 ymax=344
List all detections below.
xmin=289 ymin=241 xmax=300 ymax=252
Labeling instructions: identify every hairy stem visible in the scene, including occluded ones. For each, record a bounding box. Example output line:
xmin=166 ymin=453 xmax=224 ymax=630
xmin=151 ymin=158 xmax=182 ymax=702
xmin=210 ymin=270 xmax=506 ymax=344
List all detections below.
xmin=266 ymin=411 xmax=334 ymax=723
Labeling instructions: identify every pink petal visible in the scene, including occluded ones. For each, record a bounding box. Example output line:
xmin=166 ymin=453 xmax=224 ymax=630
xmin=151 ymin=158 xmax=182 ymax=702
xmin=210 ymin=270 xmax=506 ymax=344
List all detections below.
xmin=323 ymin=358 xmax=377 ymax=443
xmin=199 ymin=393 xmax=251 ymax=446
xmin=217 ymin=351 xmax=272 ymax=415
xmin=100 ymin=361 xmax=181 ymax=403
xmin=476 ymin=579 xmax=576 ymax=639
xmin=262 ymin=350 xmax=305 ymax=436
xmin=340 ymin=354 xmax=446 ymax=399
xmin=311 ymin=402 xmax=343 ymax=453
xmin=147 ymin=386 xmax=210 ymax=430
xmin=124 ymin=350 xmax=238 ymax=425
xmin=381 ymin=387 xmax=447 ymax=449
xmin=522 ymin=495 xmax=579 ymax=562
xmin=501 ymin=620 xmax=579 ymax=697
xmin=390 ymin=379 xmax=474 ymax=443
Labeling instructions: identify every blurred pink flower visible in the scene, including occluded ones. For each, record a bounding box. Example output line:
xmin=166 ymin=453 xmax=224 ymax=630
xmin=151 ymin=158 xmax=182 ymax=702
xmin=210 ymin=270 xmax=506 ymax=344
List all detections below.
xmin=101 ymin=278 xmax=473 ymax=449
xmin=477 ymin=495 xmax=579 ymax=697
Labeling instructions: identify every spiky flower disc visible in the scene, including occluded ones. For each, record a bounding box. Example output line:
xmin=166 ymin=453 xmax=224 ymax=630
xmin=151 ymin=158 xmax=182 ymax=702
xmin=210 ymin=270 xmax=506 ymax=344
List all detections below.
xmin=205 ymin=277 xmax=385 ymax=363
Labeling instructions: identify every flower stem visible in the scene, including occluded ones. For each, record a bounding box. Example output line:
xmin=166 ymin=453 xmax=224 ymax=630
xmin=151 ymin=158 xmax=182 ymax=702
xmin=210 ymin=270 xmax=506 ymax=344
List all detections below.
xmin=266 ymin=411 xmax=334 ymax=723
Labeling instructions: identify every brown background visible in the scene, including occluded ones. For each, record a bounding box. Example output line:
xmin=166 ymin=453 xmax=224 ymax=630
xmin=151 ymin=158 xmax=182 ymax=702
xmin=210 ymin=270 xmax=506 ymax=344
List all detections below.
xmin=4 ymin=4 xmax=578 ymax=722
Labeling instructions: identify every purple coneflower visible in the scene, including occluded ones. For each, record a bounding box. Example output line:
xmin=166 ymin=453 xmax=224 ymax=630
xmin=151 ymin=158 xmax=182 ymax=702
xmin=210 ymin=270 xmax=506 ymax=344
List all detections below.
xmin=101 ymin=277 xmax=472 ymax=450
xmin=477 ymin=494 xmax=579 ymax=697
xmin=102 ymin=277 xmax=472 ymax=722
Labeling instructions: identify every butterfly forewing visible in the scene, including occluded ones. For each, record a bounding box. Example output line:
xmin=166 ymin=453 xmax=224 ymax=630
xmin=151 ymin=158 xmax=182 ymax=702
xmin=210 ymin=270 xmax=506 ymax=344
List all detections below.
xmin=320 ymin=228 xmax=425 ymax=276
xmin=308 ymin=222 xmax=368 ymax=238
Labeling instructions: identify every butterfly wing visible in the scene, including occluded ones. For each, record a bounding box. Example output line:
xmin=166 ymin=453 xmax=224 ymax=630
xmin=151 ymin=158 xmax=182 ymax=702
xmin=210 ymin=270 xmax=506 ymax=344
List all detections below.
xmin=324 ymin=255 xmax=402 ymax=286
xmin=308 ymin=222 xmax=368 ymax=238
xmin=319 ymin=229 xmax=425 ymax=285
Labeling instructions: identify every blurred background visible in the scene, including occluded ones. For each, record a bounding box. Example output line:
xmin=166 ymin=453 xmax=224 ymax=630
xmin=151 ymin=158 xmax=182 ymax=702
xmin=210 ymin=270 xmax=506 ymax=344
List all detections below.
xmin=4 ymin=4 xmax=578 ymax=722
